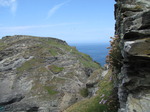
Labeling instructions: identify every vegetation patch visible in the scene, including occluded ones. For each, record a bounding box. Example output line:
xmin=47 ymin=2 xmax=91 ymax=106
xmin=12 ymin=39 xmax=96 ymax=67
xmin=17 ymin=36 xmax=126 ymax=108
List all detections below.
xmin=17 ymin=58 xmax=44 ymax=73
xmin=31 ymin=82 xmax=58 ymax=98
xmin=48 ymin=65 xmax=64 ymax=74
xmin=0 ymin=41 xmax=7 ymax=51
xmin=44 ymin=86 xmax=58 ymax=95
xmin=40 ymin=38 xmax=71 ymax=52
xmin=65 ymin=69 xmax=118 ymax=112
xmin=64 ymin=72 xmax=74 ymax=78
xmin=49 ymin=48 xmax=58 ymax=56
xmin=26 ymin=38 xmax=69 ymax=57
xmin=80 ymin=88 xmax=89 ymax=97
xmin=37 ymin=67 xmax=48 ymax=73
xmin=88 ymin=69 xmax=102 ymax=81
xmin=106 ymin=35 xmax=122 ymax=70
xmin=71 ymin=48 xmax=100 ymax=69
xmin=50 ymin=77 xmax=66 ymax=84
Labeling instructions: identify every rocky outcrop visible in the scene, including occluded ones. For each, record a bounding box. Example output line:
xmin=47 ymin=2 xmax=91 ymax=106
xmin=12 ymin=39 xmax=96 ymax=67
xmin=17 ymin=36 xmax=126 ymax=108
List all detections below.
xmin=115 ymin=0 xmax=150 ymax=112
xmin=0 ymin=35 xmax=101 ymax=112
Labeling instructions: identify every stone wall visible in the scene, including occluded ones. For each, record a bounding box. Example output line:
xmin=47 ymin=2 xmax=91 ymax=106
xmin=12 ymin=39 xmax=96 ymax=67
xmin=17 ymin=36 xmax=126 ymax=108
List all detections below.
xmin=114 ymin=0 xmax=150 ymax=112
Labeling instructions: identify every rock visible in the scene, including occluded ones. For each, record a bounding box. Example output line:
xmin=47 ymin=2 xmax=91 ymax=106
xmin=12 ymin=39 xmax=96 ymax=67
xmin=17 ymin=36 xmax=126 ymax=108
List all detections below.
xmin=84 ymin=68 xmax=93 ymax=77
xmin=115 ymin=0 xmax=150 ymax=111
xmin=126 ymin=93 xmax=150 ymax=112
xmin=60 ymin=92 xmax=78 ymax=111
xmin=0 ymin=94 xmax=24 ymax=106
xmin=124 ymin=38 xmax=150 ymax=57
xmin=0 ymin=35 xmax=101 ymax=112
xmin=86 ymin=69 xmax=102 ymax=97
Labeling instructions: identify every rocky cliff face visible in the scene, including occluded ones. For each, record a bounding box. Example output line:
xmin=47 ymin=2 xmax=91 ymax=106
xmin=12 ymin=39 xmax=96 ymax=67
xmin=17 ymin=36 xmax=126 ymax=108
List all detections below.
xmin=115 ymin=0 xmax=150 ymax=112
xmin=0 ymin=35 xmax=101 ymax=112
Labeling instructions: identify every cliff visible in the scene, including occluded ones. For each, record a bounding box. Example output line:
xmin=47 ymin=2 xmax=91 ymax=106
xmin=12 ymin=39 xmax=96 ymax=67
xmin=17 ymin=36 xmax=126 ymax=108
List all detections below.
xmin=114 ymin=0 xmax=150 ymax=112
xmin=0 ymin=35 xmax=101 ymax=112
xmin=1 ymin=1 xmax=149 ymax=111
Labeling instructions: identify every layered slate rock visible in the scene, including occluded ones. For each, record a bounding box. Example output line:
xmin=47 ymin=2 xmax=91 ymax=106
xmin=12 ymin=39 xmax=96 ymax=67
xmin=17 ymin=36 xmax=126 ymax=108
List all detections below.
xmin=115 ymin=0 xmax=150 ymax=112
xmin=0 ymin=35 xmax=101 ymax=112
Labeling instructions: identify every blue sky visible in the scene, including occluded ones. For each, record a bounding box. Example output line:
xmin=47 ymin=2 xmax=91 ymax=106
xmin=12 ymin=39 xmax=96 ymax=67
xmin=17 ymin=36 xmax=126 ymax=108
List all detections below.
xmin=0 ymin=0 xmax=116 ymax=44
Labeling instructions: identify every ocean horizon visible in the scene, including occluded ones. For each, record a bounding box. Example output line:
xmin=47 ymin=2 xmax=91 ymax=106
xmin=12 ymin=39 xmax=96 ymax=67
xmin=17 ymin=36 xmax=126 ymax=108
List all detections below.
xmin=69 ymin=43 xmax=109 ymax=66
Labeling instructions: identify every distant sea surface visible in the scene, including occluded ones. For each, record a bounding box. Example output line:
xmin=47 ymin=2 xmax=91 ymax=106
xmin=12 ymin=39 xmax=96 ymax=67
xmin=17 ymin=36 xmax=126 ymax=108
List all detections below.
xmin=70 ymin=43 xmax=109 ymax=66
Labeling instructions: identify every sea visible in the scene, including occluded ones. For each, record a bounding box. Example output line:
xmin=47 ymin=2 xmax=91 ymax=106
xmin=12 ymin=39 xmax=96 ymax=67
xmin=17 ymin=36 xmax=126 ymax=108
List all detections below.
xmin=69 ymin=43 xmax=109 ymax=67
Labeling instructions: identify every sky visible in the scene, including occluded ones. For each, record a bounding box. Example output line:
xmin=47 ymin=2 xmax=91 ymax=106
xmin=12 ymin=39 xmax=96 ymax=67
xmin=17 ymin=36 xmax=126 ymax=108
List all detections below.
xmin=0 ymin=0 xmax=116 ymax=44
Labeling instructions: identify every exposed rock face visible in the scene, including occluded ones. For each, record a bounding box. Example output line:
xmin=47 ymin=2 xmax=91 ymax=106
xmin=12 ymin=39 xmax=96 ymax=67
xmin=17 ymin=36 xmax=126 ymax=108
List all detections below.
xmin=115 ymin=0 xmax=150 ymax=112
xmin=0 ymin=35 xmax=101 ymax=112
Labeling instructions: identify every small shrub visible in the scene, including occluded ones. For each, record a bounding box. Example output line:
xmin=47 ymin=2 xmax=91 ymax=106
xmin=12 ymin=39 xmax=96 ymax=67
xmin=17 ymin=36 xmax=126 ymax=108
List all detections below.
xmin=80 ymin=88 xmax=88 ymax=97
xmin=106 ymin=35 xmax=122 ymax=70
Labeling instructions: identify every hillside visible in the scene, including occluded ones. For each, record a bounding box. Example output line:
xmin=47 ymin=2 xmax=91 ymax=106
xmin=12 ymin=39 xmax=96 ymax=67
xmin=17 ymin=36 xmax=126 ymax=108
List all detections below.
xmin=0 ymin=0 xmax=150 ymax=112
xmin=65 ymin=68 xmax=118 ymax=112
xmin=0 ymin=35 xmax=101 ymax=112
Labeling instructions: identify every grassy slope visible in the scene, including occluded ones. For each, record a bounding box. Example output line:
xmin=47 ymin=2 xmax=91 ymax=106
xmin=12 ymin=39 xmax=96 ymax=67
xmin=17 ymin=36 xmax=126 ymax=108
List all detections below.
xmin=0 ymin=36 xmax=101 ymax=100
xmin=14 ymin=37 xmax=100 ymax=74
xmin=65 ymin=69 xmax=118 ymax=112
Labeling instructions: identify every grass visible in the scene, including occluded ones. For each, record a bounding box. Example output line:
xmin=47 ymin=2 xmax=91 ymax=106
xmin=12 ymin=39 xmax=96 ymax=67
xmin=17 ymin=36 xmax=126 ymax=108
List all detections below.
xmin=26 ymin=38 xmax=71 ymax=57
xmin=44 ymin=86 xmax=58 ymax=95
xmin=17 ymin=58 xmax=44 ymax=73
xmin=40 ymin=38 xmax=71 ymax=52
xmin=79 ymin=58 xmax=100 ymax=69
xmin=50 ymin=77 xmax=66 ymax=85
xmin=65 ymin=69 xmax=118 ymax=112
xmin=37 ymin=67 xmax=48 ymax=73
xmin=15 ymin=37 xmax=100 ymax=78
xmin=0 ymin=41 xmax=7 ymax=51
xmin=49 ymin=48 xmax=58 ymax=56
xmin=2 ymin=36 xmax=100 ymax=74
xmin=31 ymin=81 xmax=58 ymax=99
xmin=80 ymin=88 xmax=89 ymax=97
xmin=88 ymin=69 xmax=102 ymax=81
xmin=71 ymin=48 xmax=100 ymax=69
xmin=48 ymin=65 xmax=64 ymax=74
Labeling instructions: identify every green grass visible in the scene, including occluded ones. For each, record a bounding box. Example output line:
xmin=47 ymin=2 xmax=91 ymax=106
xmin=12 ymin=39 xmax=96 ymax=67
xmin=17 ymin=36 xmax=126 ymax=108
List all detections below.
xmin=15 ymin=37 xmax=101 ymax=78
xmin=50 ymin=77 xmax=66 ymax=85
xmin=12 ymin=37 xmax=100 ymax=74
xmin=40 ymin=38 xmax=71 ymax=52
xmin=48 ymin=65 xmax=64 ymax=74
xmin=27 ymin=38 xmax=71 ymax=57
xmin=49 ymin=48 xmax=58 ymax=56
xmin=17 ymin=58 xmax=44 ymax=73
xmin=79 ymin=58 xmax=100 ymax=69
xmin=0 ymin=41 xmax=7 ymax=51
xmin=37 ymin=67 xmax=48 ymax=73
xmin=65 ymin=69 xmax=118 ymax=112
xmin=44 ymin=86 xmax=58 ymax=95
xmin=80 ymin=88 xmax=89 ymax=97
xmin=31 ymin=82 xmax=58 ymax=98
xmin=71 ymin=48 xmax=100 ymax=69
